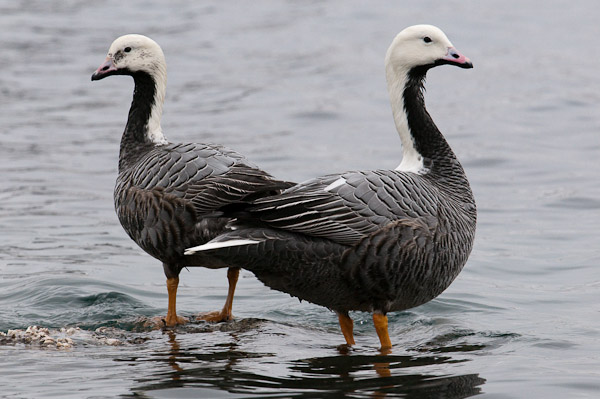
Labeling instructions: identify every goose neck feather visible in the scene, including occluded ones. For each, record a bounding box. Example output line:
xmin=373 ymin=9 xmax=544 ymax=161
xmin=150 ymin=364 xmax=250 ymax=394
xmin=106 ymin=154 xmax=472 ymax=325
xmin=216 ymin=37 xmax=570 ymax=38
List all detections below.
xmin=402 ymin=67 xmax=454 ymax=163
xmin=387 ymin=64 xmax=420 ymax=174
xmin=386 ymin=62 xmax=473 ymax=207
xmin=386 ymin=62 xmax=454 ymax=174
xmin=119 ymin=70 xmax=168 ymax=171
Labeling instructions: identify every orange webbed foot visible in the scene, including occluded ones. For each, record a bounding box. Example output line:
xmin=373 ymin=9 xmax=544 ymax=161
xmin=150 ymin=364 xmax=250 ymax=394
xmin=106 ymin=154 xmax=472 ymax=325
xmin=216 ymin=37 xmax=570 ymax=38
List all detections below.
xmin=196 ymin=310 xmax=233 ymax=323
xmin=143 ymin=314 xmax=189 ymax=330
xmin=165 ymin=314 xmax=190 ymax=327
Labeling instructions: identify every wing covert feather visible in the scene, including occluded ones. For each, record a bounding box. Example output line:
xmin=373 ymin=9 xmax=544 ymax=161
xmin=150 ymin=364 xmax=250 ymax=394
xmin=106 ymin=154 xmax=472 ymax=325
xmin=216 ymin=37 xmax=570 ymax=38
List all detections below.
xmin=242 ymin=170 xmax=441 ymax=246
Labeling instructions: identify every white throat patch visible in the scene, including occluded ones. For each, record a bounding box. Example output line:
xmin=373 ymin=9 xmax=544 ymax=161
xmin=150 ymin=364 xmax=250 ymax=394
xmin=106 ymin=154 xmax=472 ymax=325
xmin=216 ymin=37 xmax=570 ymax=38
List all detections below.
xmin=385 ymin=52 xmax=428 ymax=175
xmin=146 ymin=65 xmax=168 ymax=145
xmin=396 ymin=151 xmax=427 ymax=174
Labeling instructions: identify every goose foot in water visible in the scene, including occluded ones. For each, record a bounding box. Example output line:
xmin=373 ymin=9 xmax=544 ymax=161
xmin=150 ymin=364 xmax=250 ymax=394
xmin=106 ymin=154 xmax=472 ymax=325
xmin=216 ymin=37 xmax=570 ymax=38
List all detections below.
xmin=144 ymin=315 xmax=190 ymax=330
xmin=142 ymin=315 xmax=190 ymax=330
xmin=163 ymin=314 xmax=190 ymax=327
xmin=336 ymin=344 xmax=353 ymax=355
xmin=338 ymin=311 xmax=392 ymax=353
xmin=196 ymin=267 xmax=239 ymax=323
xmin=196 ymin=311 xmax=233 ymax=323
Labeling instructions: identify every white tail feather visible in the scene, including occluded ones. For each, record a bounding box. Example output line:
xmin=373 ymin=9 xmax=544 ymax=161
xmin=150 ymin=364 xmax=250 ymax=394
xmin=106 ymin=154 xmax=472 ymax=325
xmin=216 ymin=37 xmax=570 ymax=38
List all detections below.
xmin=184 ymin=239 xmax=261 ymax=255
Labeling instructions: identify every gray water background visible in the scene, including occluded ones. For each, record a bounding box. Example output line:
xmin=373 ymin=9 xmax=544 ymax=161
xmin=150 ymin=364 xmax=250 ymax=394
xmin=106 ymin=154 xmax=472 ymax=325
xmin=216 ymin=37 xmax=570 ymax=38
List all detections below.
xmin=1 ymin=0 xmax=599 ymax=397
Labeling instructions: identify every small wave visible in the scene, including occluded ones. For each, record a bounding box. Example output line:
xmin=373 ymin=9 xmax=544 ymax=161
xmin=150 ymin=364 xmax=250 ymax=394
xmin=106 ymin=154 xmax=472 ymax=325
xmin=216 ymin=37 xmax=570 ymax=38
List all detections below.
xmin=546 ymin=196 xmax=600 ymax=210
xmin=0 ymin=275 xmax=159 ymax=331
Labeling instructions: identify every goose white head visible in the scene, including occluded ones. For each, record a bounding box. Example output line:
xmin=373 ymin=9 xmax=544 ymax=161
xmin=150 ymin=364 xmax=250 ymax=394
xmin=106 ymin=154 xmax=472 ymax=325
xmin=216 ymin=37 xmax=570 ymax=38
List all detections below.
xmin=91 ymin=34 xmax=166 ymax=80
xmin=385 ymin=25 xmax=472 ymax=174
xmin=385 ymin=24 xmax=472 ymax=74
xmin=91 ymin=34 xmax=167 ymax=144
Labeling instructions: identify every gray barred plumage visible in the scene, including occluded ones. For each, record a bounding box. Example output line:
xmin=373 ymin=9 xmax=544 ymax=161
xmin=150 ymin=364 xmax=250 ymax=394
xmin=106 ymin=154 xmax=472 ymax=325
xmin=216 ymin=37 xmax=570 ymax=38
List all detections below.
xmin=114 ymin=141 xmax=289 ymax=266
xmin=193 ymin=167 xmax=475 ymax=314
xmin=185 ymin=25 xmax=477 ymax=349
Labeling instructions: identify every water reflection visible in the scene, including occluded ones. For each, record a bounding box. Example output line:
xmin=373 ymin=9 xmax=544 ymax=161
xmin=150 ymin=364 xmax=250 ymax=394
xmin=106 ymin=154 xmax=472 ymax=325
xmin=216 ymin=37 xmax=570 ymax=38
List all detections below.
xmin=166 ymin=331 xmax=183 ymax=377
xmin=129 ymin=330 xmax=486 ymax=398
xmin=290 ymin=354 xmax=484 ymax=398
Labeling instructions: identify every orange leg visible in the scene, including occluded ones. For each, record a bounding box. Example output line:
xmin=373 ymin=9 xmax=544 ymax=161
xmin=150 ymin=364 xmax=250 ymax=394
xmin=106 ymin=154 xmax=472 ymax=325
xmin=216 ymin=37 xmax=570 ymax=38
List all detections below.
xmin=164 ymin=276 xmax=188 ymax=326
xmin=197 ymin=267 xmax=239 ymax=322
xmin=372 ymin=312 xmax=392 ymax=352
xmin=338 ymin=312 xmax=356 ymax=346
xmin=221 ymin=267 xmax=240 ymax=320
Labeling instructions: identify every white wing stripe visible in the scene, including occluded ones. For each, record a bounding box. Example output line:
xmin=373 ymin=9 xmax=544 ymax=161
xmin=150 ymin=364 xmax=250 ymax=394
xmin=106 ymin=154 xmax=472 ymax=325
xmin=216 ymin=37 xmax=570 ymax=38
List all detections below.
xmin=324 ymin=177 xmax=346 ymax=192
xmin=185 ymin=239 xmax=261 ymax=255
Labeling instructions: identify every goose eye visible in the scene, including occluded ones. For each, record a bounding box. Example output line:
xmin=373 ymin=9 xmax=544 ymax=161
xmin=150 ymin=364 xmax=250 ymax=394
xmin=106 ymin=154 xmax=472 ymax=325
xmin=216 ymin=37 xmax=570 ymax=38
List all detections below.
xmin=423 ymin=37 xmax=432 ymax=43
xmin=124 ymin=47 xmax=132 ymax=53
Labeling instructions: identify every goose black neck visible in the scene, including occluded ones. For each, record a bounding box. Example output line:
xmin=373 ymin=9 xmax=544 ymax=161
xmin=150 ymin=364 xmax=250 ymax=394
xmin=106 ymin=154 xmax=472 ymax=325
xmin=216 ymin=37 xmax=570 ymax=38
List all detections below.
xmin=403 ymin=67 xmax=473 ymax=203
xmin=403 ymin=66 xmax=455 ymax=164
xmin=119 ymin=71 xmax=156 ymax=171
xmin=124 ymin=71 xmax=156 ymax=143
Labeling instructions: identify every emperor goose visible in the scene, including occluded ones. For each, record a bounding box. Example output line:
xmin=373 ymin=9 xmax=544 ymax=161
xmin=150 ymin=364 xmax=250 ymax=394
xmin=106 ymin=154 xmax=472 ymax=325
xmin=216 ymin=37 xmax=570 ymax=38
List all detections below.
xmin=91 ymin=34 xmax=291 ymax=327
xmin=186 ymin=25 xmax=476 ymax=350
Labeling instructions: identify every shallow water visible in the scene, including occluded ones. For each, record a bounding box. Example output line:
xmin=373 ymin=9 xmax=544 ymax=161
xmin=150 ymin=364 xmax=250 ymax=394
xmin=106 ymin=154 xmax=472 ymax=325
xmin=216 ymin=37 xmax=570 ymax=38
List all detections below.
xmin=1 ymin=0 xmax=599 ymax=398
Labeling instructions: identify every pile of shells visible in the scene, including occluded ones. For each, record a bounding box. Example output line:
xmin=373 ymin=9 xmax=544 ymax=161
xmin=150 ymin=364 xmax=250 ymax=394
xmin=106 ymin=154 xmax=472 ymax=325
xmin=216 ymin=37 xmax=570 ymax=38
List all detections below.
xmin=0 ymin=325 xmax=148 ymax=348
xmin=0 ymin=326 xmax=77 ymax=349
xmin=92 ymin=327 xmax=124 ymax=346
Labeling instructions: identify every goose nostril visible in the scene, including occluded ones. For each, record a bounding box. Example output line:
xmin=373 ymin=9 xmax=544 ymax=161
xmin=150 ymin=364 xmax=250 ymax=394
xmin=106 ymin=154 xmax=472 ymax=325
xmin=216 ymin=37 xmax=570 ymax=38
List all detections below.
xmin=452 ymin=53 xmax=459 ymax=59
xmin=102 ymin=66 xmax=109 ymax=71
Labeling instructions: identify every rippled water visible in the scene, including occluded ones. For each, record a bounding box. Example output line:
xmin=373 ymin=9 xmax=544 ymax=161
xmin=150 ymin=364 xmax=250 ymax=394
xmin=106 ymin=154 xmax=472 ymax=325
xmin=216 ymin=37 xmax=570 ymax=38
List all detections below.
xmin=1 ymin=1 xmax=599 ymax=398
